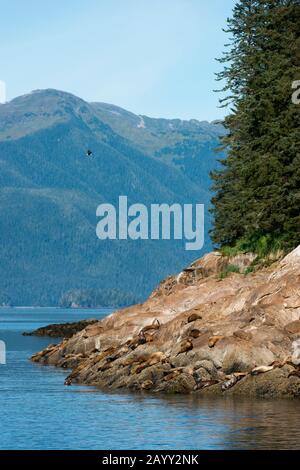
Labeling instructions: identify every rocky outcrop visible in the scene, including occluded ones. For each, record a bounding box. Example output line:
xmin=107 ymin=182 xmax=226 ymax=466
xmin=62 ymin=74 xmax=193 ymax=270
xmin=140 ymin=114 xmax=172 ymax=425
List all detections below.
xmin=32 ymin=246 xmax=300 ymax=398
xmin=24 ymin=319 xmax=97 ymax=338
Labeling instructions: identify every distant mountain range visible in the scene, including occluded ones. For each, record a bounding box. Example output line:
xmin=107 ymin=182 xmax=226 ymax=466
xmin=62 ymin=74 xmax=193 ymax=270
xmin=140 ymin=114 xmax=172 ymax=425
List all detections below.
xmin=0 ymin=89 xmax=224 ymax=306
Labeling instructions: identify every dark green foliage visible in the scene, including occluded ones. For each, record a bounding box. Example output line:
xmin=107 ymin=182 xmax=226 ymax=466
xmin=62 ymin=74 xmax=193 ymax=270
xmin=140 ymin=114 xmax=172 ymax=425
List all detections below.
xmin=219 ymin=263 xmax=241 ymax=279
xmin=211 ymin=0 xmax=300 ymax=253
xmin=244 ymin=265 xmax=255 ymax=275
xmin=221 ymin=233 xmax=285 ymax=258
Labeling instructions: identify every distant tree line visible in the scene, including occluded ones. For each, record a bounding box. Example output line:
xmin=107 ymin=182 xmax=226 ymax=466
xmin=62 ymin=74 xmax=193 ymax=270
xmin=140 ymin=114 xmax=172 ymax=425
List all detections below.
xmin=59 ymin=288 xmax=138 ymax=308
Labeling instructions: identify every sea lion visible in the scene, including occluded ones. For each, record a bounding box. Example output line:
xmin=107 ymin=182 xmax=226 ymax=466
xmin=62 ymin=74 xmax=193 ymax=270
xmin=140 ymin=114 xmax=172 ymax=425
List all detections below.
xmin=163 ymin=366 xmax=193 ymax=382
xmin=106 ymin=346 xmax=128 ymax=363
xmin=188 ymin=329 xmax=201 ymax=339
xmin=138 ymin=331 xmax=147 ymax=344
xmin=132 ymin=352 xmax=166 ymax=374
xmin=183 ymin=366 xmax=194 ymax=375
xmin=141 ymin=380 xmax=154 ymax=390
xmin=140 ymin=319 xmax=161 ymax=335
xmin=99 ymin=361 xmax=114 ymax=372
xmin=208 ymin=335 xmax=224 ymax=348
xmin=222 ymin=375 xmax=239 ymax=391
xmin=288 ymin=369 xmax=300 ymax=378
xmin=233 ymin=330 xmax=253 ymax=341
xmin=138 ymin=330 xmax=155 ymax=344
xmin=148 ymin=351 xmax=166 ymax=365
xmin=129 ymin=334 xmax=146 ymax=350
xmin=164 ymin=369 xmax=182 ymax=381
xmin=187 ymin=313 xmax=202 ymax=323
xmin=176 ymin=340 xmax=193 ymax=356
xmin=250 ymin=365 xmax=274 ymax=375
xmin=270 ymin=360 xmax=286 ymax=368
xmin=194 ymin=380 xmax=219 ymax=390
xmin=221 ymin=372 xmax=247 ymax=391
xmin=121 ymin=353 xmax=148 ymax=367
xmin=145 ymin=332 xmax=155 ymax=343
xmin=121 ymin=358 xmax=139 ymax=368
xmin=97 ymin=347 xmax=117 ymax=361
xmin=131 ymin=362 xmax=147 ymax=375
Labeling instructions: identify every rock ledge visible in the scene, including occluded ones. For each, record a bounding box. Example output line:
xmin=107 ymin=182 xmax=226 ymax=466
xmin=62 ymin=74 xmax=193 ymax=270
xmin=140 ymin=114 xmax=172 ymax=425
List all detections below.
xmin=32 ymin=247 xmax=300 ymax=398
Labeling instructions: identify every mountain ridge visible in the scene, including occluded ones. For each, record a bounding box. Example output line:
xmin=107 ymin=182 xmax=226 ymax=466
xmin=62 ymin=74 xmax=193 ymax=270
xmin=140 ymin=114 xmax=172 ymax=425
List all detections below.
xmin=0 ymin=89 xmax=224 ymax=306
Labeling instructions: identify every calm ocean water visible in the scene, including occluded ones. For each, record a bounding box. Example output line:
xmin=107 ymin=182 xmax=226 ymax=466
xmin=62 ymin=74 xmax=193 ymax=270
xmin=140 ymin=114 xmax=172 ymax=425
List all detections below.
xmin=0 ymin=307 xmax=300 ymax=450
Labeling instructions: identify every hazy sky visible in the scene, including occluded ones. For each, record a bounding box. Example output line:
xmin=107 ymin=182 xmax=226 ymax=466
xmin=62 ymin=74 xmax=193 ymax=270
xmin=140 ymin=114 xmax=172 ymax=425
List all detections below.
xmin=0 ymin=0 xmax=236 ymax=121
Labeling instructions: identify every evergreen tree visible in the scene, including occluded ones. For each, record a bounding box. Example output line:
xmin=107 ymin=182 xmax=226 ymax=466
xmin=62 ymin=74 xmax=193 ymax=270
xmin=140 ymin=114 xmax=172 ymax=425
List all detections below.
xmin=211 ymin=0 xmax=300 ymax=253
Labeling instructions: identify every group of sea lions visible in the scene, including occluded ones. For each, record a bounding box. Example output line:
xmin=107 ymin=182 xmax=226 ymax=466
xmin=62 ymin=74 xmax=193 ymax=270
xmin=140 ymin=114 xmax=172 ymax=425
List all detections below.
xmin=96 ymin=315 xmax=295 ymax=392
xmin=33 ymin=311 xmax=300 ymax=394
xmin=61 ymin=319 xmax=164 ymax=385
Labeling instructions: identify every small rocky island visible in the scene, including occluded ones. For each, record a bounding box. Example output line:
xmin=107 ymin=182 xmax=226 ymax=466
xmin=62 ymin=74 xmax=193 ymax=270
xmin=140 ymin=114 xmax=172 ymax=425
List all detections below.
xmin=24 ymin=319 xmax=97 ymax=338
xmin=32 ymin=246 xmax=300 ymax=398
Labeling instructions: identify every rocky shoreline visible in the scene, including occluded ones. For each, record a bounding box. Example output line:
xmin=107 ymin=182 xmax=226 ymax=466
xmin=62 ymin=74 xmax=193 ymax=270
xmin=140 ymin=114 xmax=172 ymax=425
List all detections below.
xmin=32 ymin=246 xmax=300 ymax=398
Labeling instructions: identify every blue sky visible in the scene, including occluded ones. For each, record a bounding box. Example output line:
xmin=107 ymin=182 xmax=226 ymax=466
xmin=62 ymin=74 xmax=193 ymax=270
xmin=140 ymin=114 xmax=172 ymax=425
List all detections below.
xmin=0 ymin=0 xmax=236 ymax=121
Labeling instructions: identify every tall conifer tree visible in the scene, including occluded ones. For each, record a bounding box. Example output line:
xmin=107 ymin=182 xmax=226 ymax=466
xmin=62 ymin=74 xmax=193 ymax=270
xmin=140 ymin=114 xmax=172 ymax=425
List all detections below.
xmin=211 ymin=0 xmax=300 ymax=252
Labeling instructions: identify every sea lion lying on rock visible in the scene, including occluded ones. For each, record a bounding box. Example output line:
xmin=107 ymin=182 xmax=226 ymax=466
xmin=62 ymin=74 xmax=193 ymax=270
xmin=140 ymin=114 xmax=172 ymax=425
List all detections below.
xmin=106 ymin=346 xmax=129 ymax=363
xmin=31 ymin=343 xmax=58 ymax=362
xmin=284 ymin=320 xmax=300 ymax=337
xmin=208 ymin=335 xmax=224 ymax=348
xmin=131 ymin=352 xmax=167 ymax=375
xmin=163 ymin=367 xmax=193 ymax=382
xmin=288 ymin=368 xmax=300 ymax=379
xmin=99 ymin=361 xmax=115 ymax=372
xmin=194 ymin=380 xmax=219 ymax=391
xmin=221 ymin=372 xmax=247 ymax=391
xmin=176 ymin=340 xmax=193 ymax=355
xmin=233 ymin=330 xmax=253 ymax=341
xmin=188 ymin=329 xmax=201 ymax=339
xmin=187 ymin=313 xmax=202 ymax=323
xmin=139 ymin=318 xmax=160 ymax=334
xmin=128 ymin=333 xmax=148 ymax=350
xmin=251 ymin=365 xmax=275 ymax=375
xmin=141 ymin=380 xmax=154 ymax=390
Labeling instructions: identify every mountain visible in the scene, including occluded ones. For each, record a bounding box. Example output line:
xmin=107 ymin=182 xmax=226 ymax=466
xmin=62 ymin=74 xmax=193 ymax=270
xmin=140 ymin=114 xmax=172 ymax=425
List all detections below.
xmin=91 ymin=102 xmax=224 ymax=188
xmin=0 ymin=89 xmax=224 ymax=306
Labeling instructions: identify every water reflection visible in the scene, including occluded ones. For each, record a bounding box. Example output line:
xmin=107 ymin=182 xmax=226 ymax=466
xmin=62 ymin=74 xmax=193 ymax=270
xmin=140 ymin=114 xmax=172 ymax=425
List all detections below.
xmin=136 ymin=394 xmax=300 ymax=450
xmin=1 ymin=307 xmax=300 ymax=450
